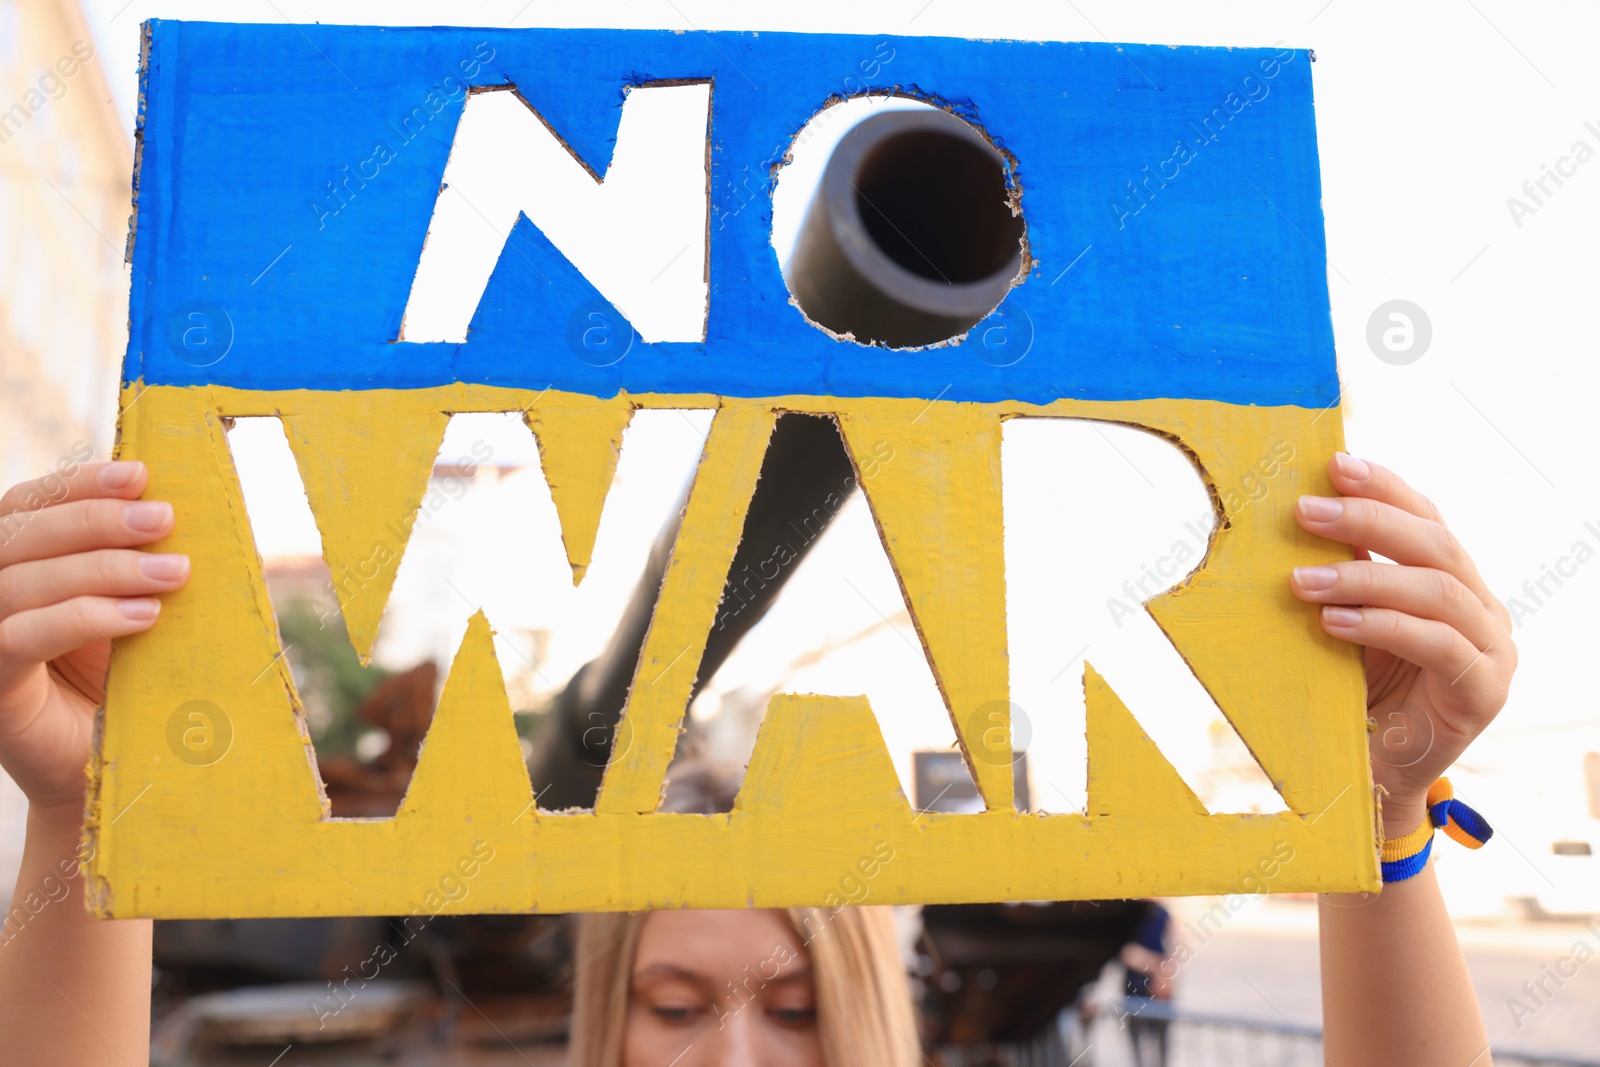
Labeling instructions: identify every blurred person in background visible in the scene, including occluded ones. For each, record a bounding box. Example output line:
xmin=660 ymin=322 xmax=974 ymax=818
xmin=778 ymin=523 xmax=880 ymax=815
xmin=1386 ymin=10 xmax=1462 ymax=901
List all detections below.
xmin=1120 ymin=901 xmax=1176 ymax=1066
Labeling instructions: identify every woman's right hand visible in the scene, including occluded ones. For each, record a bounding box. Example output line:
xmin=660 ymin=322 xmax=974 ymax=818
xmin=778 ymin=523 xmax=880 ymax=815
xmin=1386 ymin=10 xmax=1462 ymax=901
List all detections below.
xmin=0 ymin=460 xmax=188 ymax=820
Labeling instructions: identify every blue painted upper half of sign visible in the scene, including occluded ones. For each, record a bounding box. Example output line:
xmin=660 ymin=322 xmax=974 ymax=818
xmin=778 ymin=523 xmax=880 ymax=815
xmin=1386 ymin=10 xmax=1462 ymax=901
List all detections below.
xmin=125 ymin=22 xmax=1339 ymax=407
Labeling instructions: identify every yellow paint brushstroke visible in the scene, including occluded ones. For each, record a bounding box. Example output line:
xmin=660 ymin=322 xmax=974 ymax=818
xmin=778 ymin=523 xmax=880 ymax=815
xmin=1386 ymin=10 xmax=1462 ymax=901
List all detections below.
xmin=398 ymin=611 xmax=535 ymax=823
xmin=1084 ymin=662 xmax=1208 ymax=818
xmin=734 ymin=694 xmax=909 ymax=823
xmin=89 ymin=383 xmax=1376 ymax=918
xmin=278 ymin=394 xmax=450 ymax=663
xmin=837 ymin=402 xmax=1013 ymax=811
xmin=523 ymin=394 xmax=634 ymax=585
xmin=594 ymin=401 xmax=777 ymax=815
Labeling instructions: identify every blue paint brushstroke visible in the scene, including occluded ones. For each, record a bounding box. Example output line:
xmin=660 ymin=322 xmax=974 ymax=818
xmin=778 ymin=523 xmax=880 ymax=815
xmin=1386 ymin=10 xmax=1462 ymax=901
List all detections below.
xmin=126 ymin=23 xmax=1340 ymax=408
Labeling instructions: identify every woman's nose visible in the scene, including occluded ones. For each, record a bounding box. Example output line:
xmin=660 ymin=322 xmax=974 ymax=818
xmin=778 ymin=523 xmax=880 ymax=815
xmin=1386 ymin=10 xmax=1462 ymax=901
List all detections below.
xmin=706 ymin=1006 xmax=762 ymax=1067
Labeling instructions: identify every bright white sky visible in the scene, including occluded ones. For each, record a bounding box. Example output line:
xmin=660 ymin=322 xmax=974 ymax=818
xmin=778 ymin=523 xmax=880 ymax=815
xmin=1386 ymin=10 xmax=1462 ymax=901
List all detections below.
xmin=77 ymin=0 xmax=1600 ymax=895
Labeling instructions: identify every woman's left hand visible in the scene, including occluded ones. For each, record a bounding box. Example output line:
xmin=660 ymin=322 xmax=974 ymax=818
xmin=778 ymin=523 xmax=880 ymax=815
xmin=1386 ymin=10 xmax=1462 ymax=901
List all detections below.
xmin=1290 ymin=453 xmax=1516 ymax=834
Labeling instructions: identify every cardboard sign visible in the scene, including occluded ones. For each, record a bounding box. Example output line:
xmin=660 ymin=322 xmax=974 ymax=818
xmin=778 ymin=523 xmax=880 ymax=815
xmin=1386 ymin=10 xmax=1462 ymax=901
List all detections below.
xmin=89 ymin=22 xmax=1375 ymax=918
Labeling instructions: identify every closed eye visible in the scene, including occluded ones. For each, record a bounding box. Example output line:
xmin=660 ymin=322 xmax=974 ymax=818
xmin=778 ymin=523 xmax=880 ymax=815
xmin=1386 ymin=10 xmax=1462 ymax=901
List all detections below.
xmin=768 ymin=1006 xmax=817 ymax=1029
xmin=650 ymin=1005 xmax=705 ymax=1026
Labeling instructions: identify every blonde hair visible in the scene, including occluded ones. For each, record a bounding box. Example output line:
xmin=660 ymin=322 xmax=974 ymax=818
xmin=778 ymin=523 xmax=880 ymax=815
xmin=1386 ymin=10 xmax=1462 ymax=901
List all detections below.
xmin=568 ymin=906 xmax=921 ymax=1067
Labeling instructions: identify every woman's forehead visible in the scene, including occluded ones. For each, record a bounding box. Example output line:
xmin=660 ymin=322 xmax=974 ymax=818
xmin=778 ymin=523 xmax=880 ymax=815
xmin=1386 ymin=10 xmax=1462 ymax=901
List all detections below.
xmin=632 ymin=909 xmax=810 ymax=975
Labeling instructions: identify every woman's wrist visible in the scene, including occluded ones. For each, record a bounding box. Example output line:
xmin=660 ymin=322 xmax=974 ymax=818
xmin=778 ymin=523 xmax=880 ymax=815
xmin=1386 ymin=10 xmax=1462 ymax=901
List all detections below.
xmin=1380 ymin=791 xmax=1429 ymax=840
xmin=25 ymin=795 xmax=87 ymax=840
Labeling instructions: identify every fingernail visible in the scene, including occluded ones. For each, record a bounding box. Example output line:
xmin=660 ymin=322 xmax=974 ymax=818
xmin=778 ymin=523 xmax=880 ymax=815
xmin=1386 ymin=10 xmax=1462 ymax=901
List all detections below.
xmin=118 ymin=598 xmax=161 ymax=621
xmin=1299 ymin=495 xmax=1343 ymax=522
xmin=1334 ymin=453 xmax=1370 ymax=481
xmin=123 ymin=501 xmax=173 ymax=533
xmin=1322 ymin=606 xmax=1363 ymax=628
xmin=1294 ymin=565 xmax=1339 ymax=591
xmin=98 ymin=461 xmax=144 ymax=489
xmin=139 ymin=554 xmax=189 ymax=581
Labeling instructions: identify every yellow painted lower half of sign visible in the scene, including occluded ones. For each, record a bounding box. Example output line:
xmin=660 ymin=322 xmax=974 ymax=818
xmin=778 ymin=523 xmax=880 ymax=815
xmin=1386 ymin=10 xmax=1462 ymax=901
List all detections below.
xmin=86 ymin=383 xmax=1377 ymax=918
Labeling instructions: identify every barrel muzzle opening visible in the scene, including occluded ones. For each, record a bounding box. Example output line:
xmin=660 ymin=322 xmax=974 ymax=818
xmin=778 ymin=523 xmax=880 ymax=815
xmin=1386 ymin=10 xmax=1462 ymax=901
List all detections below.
xmin=785 ymin=106 xmax=1028 ymax=350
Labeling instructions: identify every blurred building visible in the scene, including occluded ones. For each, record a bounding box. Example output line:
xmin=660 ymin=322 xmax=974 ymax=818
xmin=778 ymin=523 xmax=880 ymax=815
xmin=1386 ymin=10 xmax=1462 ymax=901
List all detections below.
xmin=0 ymin=0 xmax=130 ymax=901
xmin=0 ymin=0 xmax=129 ymax=482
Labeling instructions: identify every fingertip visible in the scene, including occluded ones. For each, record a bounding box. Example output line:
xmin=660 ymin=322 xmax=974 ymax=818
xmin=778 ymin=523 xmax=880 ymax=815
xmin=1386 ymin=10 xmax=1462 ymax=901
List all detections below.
xmin=1298 ymin=495 xmax=1343 ymax=523
xmin=97 ymin=461 xmax=147 ymax=493
xmin=117 ymin=597 xmax=161 ymax=623
xmin=122 ymin=500 xmax=174 ymax=536
xmin=1292 ymin=565 xmax=1339 ymax=593
xmin=1321 ymin=605 xmax=1363 ymax=630
xmin=1332 ymin=452 xmax=1371 ymax=482
xmin=138 ymin=553 xmax=190 ymax=583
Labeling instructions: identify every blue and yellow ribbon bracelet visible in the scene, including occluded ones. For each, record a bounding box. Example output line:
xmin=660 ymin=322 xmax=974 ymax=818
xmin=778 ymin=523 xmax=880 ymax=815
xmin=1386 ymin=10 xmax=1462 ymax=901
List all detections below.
xmin=1380 ymin=778 xmax=1494 ymax=884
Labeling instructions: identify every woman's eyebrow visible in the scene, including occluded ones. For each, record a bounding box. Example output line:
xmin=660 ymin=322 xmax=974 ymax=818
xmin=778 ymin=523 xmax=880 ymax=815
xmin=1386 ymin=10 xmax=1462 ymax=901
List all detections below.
xmin=629 ymin=962 xmax=815 ymax=986
xmin=631 ymin=962 xmax=712 ymax=986
xmin=760 ymin=967 xmax=814 ymax=987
